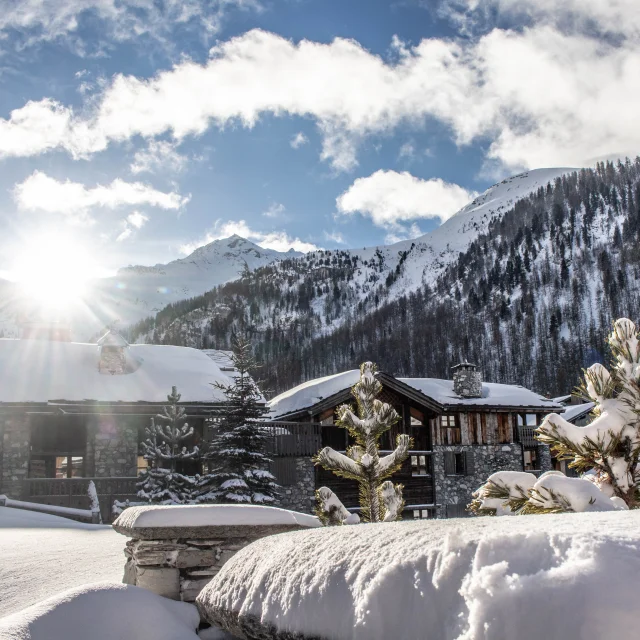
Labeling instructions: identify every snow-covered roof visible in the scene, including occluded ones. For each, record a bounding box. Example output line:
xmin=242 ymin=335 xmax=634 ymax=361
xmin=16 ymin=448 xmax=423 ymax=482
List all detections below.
xmin=0 ymin=339 xmax=233 ymax=404
xmin=268 ymin=370 xmax=360 ymax=418
xmin=96 ymin=330 xmax=129 ymax=347
xmin=399 ymin=378 xmax=562 ymax=410
xmin=201 ymin=349 xmax=235 ymax=371
xmin=268 ymin=369 xmax=562 ymax=418
xmin=552 ymin=394 xmax=572 ymax=405
xmin=560 ymin=402 xmax=595 ymax=423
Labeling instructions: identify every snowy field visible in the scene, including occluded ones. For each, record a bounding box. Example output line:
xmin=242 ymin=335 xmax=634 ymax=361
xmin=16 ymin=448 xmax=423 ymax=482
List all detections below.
xmin=0 ymin=508 xmax=124 ymax=618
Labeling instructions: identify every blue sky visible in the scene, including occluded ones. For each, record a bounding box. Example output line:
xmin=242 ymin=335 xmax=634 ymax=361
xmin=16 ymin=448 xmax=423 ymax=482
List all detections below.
xmin=0 ymin=0 xmax=638 ymax=276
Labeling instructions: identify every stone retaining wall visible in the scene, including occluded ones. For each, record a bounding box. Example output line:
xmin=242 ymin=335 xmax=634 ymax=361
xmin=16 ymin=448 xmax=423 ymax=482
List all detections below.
xmin=276 ymin=457 xmax=316 ymax=514
xmin=114 ymin=519 xmax=308 ymax=602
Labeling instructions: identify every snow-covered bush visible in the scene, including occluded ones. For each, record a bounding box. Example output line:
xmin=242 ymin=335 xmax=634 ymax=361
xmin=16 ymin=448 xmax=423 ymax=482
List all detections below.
xmin=471 ymin=318 xmax=640 ymax=515
xmin=469 ymin=470 xmax=626 ymax=515
xmin=536 ymin=318 xmax=640 ymax=509
xmin=137 ymin=386 xmax=199 ymax=504
xmin=314 ymin=361 xmax=412 ymax=523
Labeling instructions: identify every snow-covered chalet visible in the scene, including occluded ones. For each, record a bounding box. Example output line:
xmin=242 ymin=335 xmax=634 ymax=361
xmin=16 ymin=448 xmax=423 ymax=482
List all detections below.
xmin=268 ymin=363 xmax=564 ymax=518
xmin=0 ymin=330 xmax=237 ymax=522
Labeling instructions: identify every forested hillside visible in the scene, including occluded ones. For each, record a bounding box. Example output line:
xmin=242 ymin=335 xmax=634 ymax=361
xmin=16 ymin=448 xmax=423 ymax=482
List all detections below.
xmin=128 ymin=159 xmax=640 ymax=397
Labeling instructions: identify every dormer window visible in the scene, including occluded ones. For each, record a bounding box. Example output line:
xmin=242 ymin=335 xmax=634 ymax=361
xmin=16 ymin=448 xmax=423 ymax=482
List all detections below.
xmin=97 ymin=330 xmax=129 ymax=375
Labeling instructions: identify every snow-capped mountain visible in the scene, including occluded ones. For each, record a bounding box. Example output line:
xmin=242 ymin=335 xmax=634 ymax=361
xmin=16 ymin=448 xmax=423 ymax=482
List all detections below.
xmin=91 ymin=235 xmax=301 ymax=328
xmin=0 ymin=235 xmax=300 ymax=339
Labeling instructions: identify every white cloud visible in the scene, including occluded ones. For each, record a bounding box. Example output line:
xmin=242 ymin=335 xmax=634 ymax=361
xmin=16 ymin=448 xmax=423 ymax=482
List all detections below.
xmin=116 ymin=210 xmax=149 ymax=242
xmin=323 ymin=230 xmax=346 ymax=244
xmin=130 ymin=140 xmax=188 ymax=175
xmin=1 ymin=17 xmax=639 ymax=172
xmin=262 ymin=202 xmax=286 ymax=218
xmin=336 ymin=170 xmax=476 ymax=228
xmin=180 ymin=219 xmax=319 ymax=255
xmin=398 ymin=141 xmax=416 ymax=161
xmin=290 ymin=132 xmax=308 ymax=149
xmin=13 ymin=171 xmax=189 ymax=224
xmin=384 ymin=223 xmax=423 ymax=245
xmin=0 ymin=0 xmax=263 ymax=52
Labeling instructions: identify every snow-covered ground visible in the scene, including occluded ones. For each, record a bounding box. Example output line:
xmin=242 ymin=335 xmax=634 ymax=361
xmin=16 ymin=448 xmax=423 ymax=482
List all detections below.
xmin=198 ymin=510 xmax=640 ymax=640
xmin=0 ymin=508 xmax=124 ymax=618
xmin=0 ymin=583 xmax=202 ymax=640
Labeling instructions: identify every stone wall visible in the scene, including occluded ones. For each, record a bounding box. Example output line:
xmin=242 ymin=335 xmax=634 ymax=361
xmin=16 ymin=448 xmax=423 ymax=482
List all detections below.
xmin=276 ymin=457 xmax=316 ymax=514
xmin=114 ymin=515 xmax=309 ymax=602
xmin=0 ymin=414 xmax=31 ymax=499
xmin=433 ymin=443 xmax=523 ymax=518
xmin=90 ymin=416 xmax=139 ymax=478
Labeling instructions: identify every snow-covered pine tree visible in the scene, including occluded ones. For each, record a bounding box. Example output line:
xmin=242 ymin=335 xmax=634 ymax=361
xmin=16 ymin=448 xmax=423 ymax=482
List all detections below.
xmin=137 ymin=386 xmax=199 ymax=504
xmin=469 ymin=317 xmax=640 ymax=516
xmin=314 ymin=361 xmax=412 ymax=523
xmin=197 ymin=337 xmax=278 ymax=504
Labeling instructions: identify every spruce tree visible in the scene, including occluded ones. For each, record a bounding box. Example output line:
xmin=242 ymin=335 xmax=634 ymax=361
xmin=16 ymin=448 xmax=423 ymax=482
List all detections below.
xmin=137 ymin=386 xmax=199 ymax=504
xmin=197 ymin=337 xmax=278 ymax=504
xmin=314 ymin=361 xmax=412 ymax=523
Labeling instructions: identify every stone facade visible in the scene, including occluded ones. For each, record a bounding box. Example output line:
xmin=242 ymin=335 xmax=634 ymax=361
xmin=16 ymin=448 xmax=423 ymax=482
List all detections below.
xmin=0 ymin=414 xmax=31 ymax=499
xmin=91 ymin=416 xmax=139 ymax=478
xmin=433 ymin=443 xmax=524 ymax=518
xmin=276 ymin=457 xmax=316 ymax=514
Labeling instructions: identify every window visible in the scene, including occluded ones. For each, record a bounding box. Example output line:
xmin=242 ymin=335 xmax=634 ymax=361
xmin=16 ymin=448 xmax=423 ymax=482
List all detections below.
xmin=411 ymin=454 xmax=431 ymax=476
xmin=29 ymin=416 xmax=86 ymax=479
xmin=410 ymin=508 xmax=435 ymax=520
xmin=440 ymin=414 xmax=460 ymax=445
xmin=322 ymin=426 xmax=346 ymax=450
xmin=444 ymin=451 xmax=474 ymax=476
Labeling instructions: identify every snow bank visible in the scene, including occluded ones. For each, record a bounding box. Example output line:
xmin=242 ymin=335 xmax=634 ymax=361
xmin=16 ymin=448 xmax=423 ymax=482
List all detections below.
xmin=114 ymin=503 xmax=320 ymax=529
xmin=0 ymin=508 xmax=123 ymax=618
xmin=198 ymin=511 xmax=640 ymax=640
xmin=1 ymin=496 xmax=96 ymax=520
xmin=0 ymin=339 xmax=233 ymax=403
xmin=0 ymin=583 xmax=200 ymax=640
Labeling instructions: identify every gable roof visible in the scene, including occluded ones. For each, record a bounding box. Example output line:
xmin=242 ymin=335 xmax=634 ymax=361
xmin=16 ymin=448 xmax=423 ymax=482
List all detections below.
xmin=268 ymin=369 xmax=563 ymax=419
xmin=560 ymin=402 xmax=595 ymax=423
xmin=0 ymin=339 xmax=233 ymax=404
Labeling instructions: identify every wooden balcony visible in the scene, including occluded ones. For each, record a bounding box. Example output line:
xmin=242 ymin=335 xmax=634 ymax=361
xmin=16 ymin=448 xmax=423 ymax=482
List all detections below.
xmin=261 ymin=421 xmax=322 ymax=457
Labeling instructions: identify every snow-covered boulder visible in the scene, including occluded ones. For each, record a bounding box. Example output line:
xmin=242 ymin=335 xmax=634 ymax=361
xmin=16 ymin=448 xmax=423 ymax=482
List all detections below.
xmin=0 ymin=583 xmax=200 ymax=640
xmin=197 ymin=511 xmax=640 ymax=640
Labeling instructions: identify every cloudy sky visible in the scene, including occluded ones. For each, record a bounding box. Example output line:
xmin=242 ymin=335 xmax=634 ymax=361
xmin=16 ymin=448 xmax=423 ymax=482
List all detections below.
xmin=0 ymin=0 xmax=638 ymax=274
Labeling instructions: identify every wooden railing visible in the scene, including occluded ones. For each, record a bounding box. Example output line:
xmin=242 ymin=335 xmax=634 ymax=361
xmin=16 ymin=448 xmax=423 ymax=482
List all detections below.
xmin=259 ymin=421 xmax=323 ymax=457
xmin=518 ymin=426 xmax=539 ymax=448
xmin=22 ymin=477 xmax=138 ymax=523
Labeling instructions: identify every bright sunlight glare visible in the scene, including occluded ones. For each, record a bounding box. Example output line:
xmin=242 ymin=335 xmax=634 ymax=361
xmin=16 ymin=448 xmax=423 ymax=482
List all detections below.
xmin=9 ymin=234 xmax=102 ymax=309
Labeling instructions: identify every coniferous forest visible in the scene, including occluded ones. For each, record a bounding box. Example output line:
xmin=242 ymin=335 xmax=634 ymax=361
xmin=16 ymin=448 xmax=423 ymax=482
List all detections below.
xmin=127 ymin=159 xmax=640 ymax=398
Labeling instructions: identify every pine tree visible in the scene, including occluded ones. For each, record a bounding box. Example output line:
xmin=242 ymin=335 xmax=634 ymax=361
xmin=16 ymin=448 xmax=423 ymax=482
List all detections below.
xmin=137 ymin=386 xmax=199 ymax=504
xmin=197 ymin=337 xmax=278 ymax=504
xmin=314 ymin=361 xmax=412 ymax=523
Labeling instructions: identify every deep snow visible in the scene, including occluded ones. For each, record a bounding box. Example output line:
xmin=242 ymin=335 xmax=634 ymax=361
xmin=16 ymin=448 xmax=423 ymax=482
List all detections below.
xmin=198 ymin=510 xmax=640 ymax=640
xmin=0 ymin=508 xmax=124 ymax=618
xmin=0 ymin=583 xmax=201 ymax=640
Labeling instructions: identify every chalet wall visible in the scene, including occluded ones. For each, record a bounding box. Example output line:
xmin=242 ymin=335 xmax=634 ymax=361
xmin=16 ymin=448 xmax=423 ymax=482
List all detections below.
xmin=0 ymin=414 xmax=31 ymax=499
xmin=433 ymin=443 xmax=523 ymax=518
xmin=90 ymin=416 xmax=139 ymax=478
xmin=274 ymin=457 xmax=316 ymax=514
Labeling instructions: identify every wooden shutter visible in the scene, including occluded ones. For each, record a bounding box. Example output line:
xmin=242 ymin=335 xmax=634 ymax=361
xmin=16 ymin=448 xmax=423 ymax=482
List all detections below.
xmin=443 ymin=452 xmax=455 ymax=475
xmin=468 ymin=413 xmax=478 ymax=444
xmin=480 ymin=413 xmax=487 ymax=444
xmin=465 ymin=451 xmax=475 ymax=476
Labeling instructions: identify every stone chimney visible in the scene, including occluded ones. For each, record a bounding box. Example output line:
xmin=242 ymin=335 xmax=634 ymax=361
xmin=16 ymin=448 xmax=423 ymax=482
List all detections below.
xmin=97 ymin=330 xmax=129 ymax=375
xmin=452 ymin=361 xmax=482 ymax=398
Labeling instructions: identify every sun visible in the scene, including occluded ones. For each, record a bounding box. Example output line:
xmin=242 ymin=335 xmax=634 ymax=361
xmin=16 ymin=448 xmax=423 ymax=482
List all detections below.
xmin=10 ymin=233 xmax=100 ymax=309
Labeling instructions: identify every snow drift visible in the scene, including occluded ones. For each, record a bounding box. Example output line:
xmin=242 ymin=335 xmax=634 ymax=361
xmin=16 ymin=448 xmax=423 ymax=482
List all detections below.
xmin=197 ymin=511 xmax=640 ymax=640
xmin=0 ymin=583 xmax=200 ymax=640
